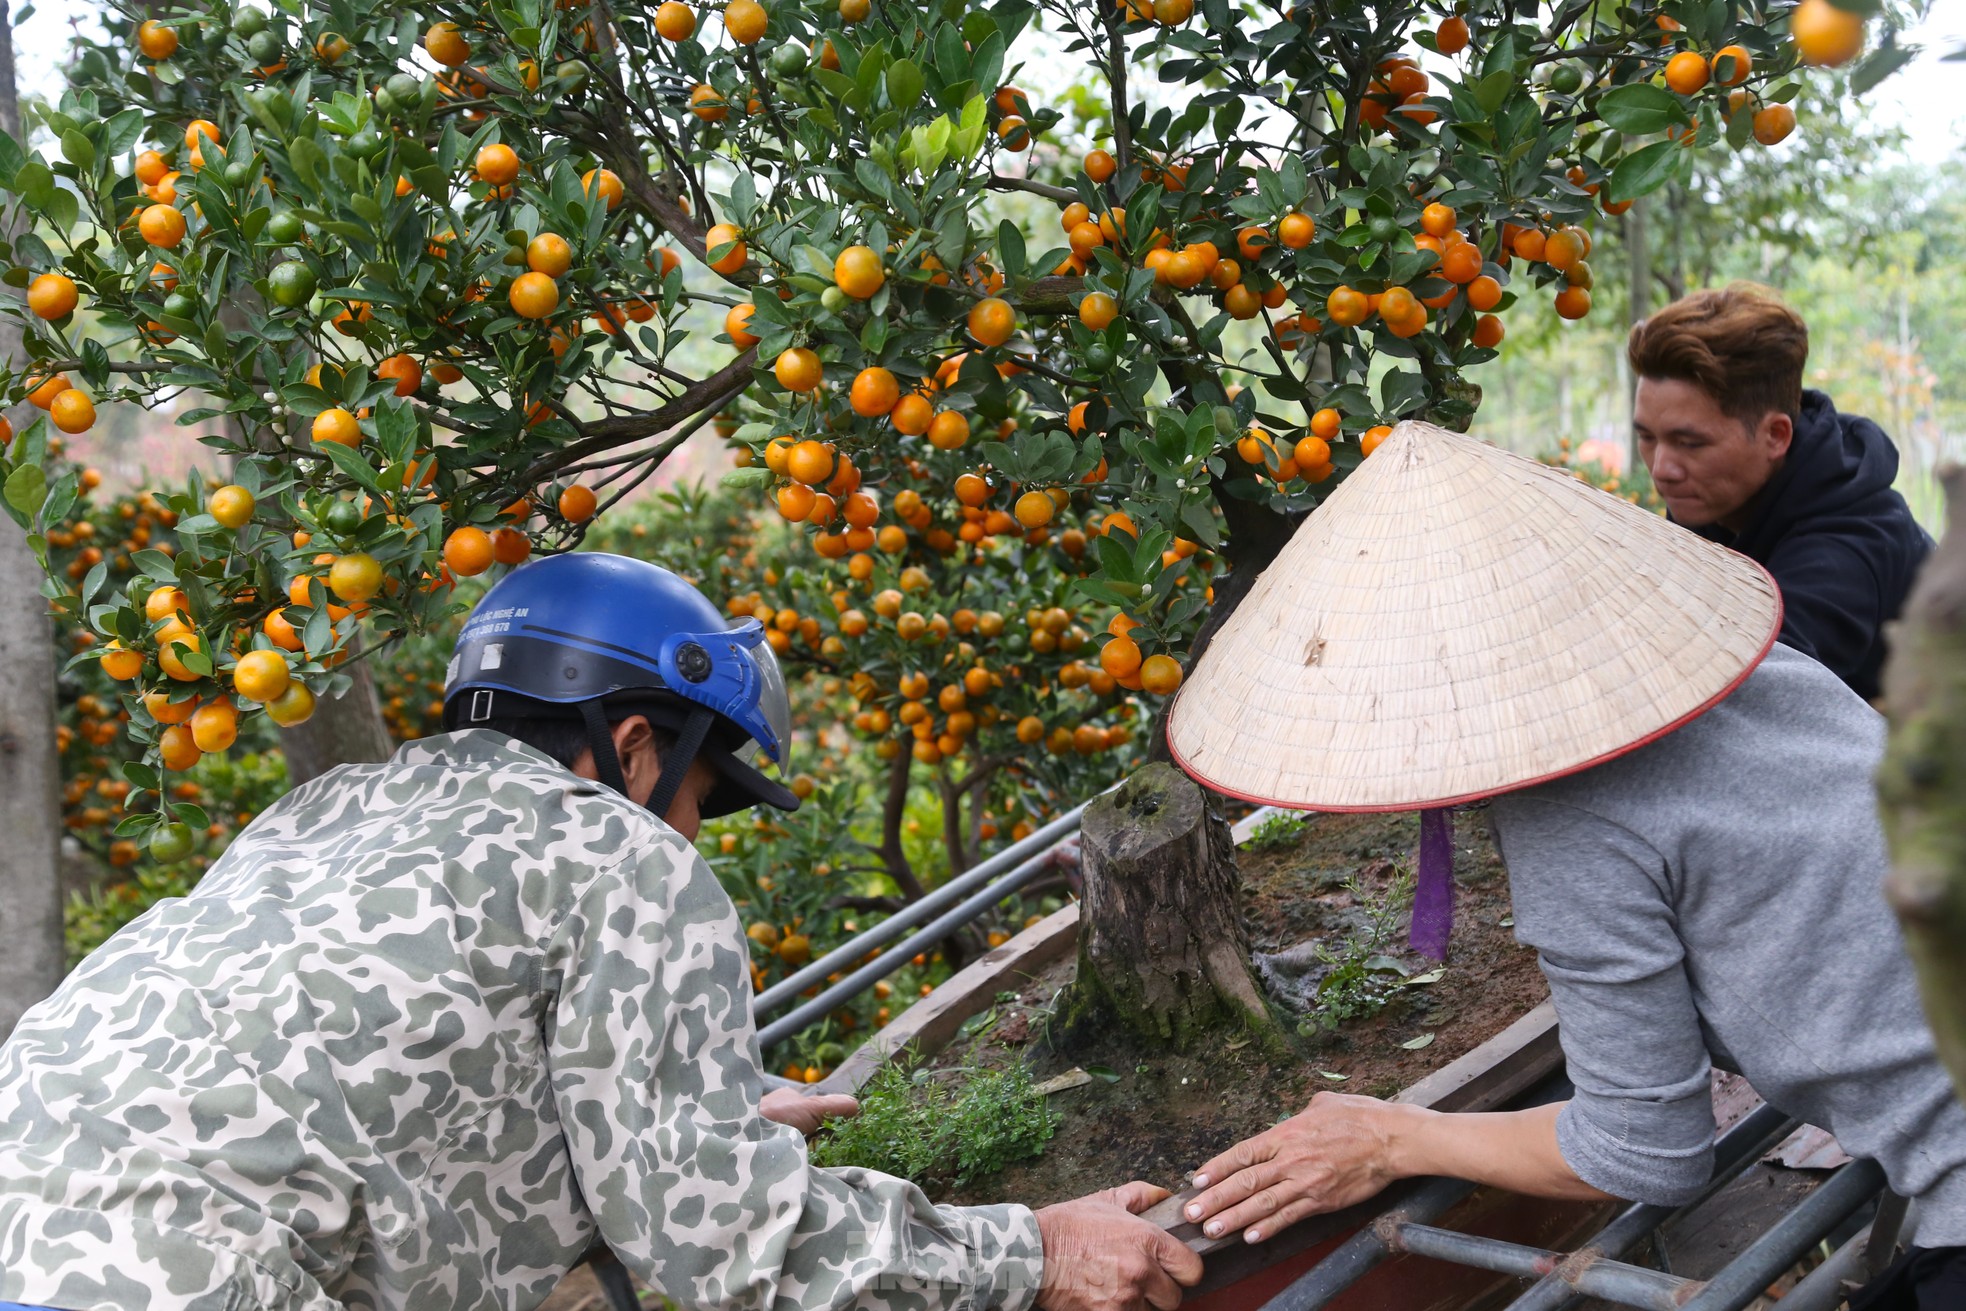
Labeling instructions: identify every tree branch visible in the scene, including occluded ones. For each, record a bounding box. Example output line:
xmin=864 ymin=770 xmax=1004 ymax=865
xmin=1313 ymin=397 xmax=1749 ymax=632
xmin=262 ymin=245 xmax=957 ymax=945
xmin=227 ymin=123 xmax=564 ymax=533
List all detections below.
xmin=988 ymin=173 xmax=1077 ymax=204
xmin=1107 ymin=17 xmax=1133 ymax=171
xmin=878 ymin=744 xmax=928 ymax=902
xmin=508 ymin=348 xmax=756 ymax=489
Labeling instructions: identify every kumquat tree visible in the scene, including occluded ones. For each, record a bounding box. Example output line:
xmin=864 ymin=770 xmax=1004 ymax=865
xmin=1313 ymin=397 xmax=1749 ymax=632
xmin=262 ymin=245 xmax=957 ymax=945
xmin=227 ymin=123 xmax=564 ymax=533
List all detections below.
xmin=0 ymin=0 xmax=1915 ymax=862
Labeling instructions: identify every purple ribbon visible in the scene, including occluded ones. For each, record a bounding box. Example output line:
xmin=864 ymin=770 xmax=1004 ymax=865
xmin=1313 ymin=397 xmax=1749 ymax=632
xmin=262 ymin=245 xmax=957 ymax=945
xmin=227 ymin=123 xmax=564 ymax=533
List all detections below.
xmin=1410 ymin=807 xmax=1454 ymax=961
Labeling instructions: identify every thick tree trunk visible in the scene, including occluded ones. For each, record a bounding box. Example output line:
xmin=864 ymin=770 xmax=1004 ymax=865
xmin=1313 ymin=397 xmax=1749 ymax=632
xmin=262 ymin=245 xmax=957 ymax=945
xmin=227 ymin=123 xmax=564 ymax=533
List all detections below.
xmin=1880 ymin=468 xmax=1966 ymax=1098
xmin=1061 ymin=764 xmax=1285 ymax=1053
xmin=0 ymin=3 xmax=62 ymax=1037
xmin=0 ymin=518 xmax=62 ymax=1037
xmin=279 ymin=657 xmax=394 ymax=786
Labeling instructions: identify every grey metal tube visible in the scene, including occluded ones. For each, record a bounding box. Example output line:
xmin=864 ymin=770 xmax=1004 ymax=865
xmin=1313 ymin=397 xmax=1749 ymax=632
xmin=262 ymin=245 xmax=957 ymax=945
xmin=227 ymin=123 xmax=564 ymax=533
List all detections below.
xmin=756 ymin=846 xmax=1059 ymax=1048
xmin=1258 ymin=1177 xmax=1478 ymax=1311
xmin=1864 ymin=1190 xmax=1910 ymax=1278
xmin=1507 ymin=1103 xmax=1800 ymax=1311
xmin=1774 ymin=1220 xmax=1878 ymax=1311
xmin=1676 ymin=1158 xmax=1887 ymax=1311
xmin=1388 ymin=1224 xmax=1693 ymax=1311
xmin=753 ymin=796 xmax=1099 ymax=1018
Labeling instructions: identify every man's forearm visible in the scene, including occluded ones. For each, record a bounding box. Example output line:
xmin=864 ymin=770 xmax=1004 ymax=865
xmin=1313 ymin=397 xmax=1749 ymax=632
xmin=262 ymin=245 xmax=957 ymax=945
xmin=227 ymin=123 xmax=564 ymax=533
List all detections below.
xmin=1381 ymin=1101 xmax=1617 ymax=1202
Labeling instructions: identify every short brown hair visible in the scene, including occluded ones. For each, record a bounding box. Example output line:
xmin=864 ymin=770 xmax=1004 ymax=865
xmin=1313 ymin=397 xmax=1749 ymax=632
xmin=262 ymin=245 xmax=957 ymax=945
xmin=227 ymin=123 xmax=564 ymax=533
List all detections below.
xmin=1627 ymin=284 xmax=1809 ymax=424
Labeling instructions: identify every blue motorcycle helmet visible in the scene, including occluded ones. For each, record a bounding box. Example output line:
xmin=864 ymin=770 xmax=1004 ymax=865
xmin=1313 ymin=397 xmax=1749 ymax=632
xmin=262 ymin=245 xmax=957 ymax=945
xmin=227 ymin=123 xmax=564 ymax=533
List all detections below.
xmin=441 ymin=553 xmax=799 ymax=821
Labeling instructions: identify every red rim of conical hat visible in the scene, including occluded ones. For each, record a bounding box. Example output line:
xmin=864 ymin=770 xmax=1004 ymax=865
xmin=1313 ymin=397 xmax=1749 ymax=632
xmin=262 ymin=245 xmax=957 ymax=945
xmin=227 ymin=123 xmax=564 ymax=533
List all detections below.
xmin=1166 ymin=420 xmax=1784 ymax=812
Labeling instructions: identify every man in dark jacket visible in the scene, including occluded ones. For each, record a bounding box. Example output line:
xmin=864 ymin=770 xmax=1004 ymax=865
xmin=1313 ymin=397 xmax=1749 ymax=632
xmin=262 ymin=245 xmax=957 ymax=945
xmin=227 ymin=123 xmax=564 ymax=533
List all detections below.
xmin=1628 ymin=284 xmax=1931 ymax=700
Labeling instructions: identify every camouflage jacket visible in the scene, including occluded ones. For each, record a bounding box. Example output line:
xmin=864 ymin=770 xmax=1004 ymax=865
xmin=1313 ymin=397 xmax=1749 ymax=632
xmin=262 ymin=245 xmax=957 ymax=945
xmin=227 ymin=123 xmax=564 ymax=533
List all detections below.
xmin=0 ymin=731 xmax=1044 ymax=1311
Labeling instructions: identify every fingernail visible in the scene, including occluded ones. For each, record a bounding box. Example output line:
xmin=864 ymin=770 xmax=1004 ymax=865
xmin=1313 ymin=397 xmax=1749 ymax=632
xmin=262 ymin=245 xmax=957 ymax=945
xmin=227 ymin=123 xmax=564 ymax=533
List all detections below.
xmin=1246 ymin=1230 xmax=1262 ymax=1243
xmin=1192 ymin=1174 xmax=1209 ymax=1188
xmin=1185 ymin=1203 xmax=1201 ymax=1220
xmin=1205 ymin=1222 xmax=1222 ymax=1237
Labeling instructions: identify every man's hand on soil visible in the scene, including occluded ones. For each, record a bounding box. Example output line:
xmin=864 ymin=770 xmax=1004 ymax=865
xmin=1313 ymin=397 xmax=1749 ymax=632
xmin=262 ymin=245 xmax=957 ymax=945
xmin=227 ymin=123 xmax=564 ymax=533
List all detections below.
xmin=760 ymin=1087 xmax=860 ymax=1136
xmin=1182 ymin=1092 xmax=1403 ymax=1243
xmin=1036 ymin=1181 xmax=1204 ymax=1311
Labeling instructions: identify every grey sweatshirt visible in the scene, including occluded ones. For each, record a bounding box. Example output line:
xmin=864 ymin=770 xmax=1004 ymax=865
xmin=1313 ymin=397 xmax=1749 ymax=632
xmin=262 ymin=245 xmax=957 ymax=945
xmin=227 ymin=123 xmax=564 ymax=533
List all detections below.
xmin=1490 ymin=643 xmax=1966 ymax=1244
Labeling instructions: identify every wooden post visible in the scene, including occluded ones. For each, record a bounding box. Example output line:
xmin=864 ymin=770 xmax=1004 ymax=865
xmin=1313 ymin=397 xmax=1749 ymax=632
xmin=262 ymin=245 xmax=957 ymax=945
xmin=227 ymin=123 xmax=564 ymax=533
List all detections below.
xmin=1060 ymin=763 xmax=1285 ymax=1053
xmin=1880 ymin=467 xmax=1966 ymax=1098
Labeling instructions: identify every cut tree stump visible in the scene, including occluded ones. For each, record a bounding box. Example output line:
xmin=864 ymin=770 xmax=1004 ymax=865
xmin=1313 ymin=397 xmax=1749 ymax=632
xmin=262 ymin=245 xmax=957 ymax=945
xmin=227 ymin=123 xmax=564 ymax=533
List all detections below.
xmin=1061 ymin=763 xmax=1286 ymax=1053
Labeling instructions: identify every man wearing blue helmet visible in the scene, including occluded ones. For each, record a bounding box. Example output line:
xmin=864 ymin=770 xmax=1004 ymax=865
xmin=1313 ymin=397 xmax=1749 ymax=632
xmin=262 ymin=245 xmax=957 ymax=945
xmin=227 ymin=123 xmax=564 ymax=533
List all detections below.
xmin=0 ymin=554 xmax=1202 ymax=1311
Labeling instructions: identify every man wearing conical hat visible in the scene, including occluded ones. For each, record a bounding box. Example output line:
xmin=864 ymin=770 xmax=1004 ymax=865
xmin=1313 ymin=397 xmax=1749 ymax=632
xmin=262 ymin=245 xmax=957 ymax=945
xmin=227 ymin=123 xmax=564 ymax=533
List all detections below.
xmin=1168 ymin=422 xmax=1966 ymax=1310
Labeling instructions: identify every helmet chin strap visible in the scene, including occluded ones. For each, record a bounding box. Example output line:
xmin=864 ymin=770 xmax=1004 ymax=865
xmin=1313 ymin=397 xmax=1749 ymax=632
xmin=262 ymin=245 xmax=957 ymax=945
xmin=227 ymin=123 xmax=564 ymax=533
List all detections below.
xmin=577 ymin=700 xmax=717 ymax=826
xmin=646 ymin=708 xmax=714 ymax=822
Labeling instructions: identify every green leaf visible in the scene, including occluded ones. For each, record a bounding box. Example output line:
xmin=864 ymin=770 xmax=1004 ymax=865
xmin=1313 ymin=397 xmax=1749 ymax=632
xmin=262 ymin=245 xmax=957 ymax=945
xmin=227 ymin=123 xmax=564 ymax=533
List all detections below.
xmin=45 ymin=186 xmax=77 ymax=233
xmin=1317 ymin=1070 xmax=1349 ymax=1081
xmin=1085 ymin=1064 xmax=1121 ymax=1083
xmin=997 ymin=219 xmax=1026 ymax=279
xmin=289 ymin=136 xmax=327 ymax=195
xmin=13 ymin=160 xmax=53 ymax=210
xmin=1606 ymin=140 xmax=1683 ymax=203
xmin=318 ymin=437 xmax=383 ymax=493
xmin=1473 ymin=70 xmax=1514 ymax=114
xmin=859 ymin=313 xmax=887 ymax=354
xmin=59 ymin=128 xmax=95 ymax=171
xmin=1398 ymin=1032 xmax=1436 ymax=1050
xmin=954 ymin=95 xmax=988 ymax=159
xmin=1594 ymin=84 xmax=1687 ymax=136
xmin=4 ymin=462 xmax=46 ymax=518
xmin=1379 ymin=368 xmax=1427 ymax=419
xmin=886 ymin=58 xmax=925 ymax=111
xmin=302 ymin=593 xmax=334 ymax=653
xmin=40 ymin=467 xmax=78 ymax=528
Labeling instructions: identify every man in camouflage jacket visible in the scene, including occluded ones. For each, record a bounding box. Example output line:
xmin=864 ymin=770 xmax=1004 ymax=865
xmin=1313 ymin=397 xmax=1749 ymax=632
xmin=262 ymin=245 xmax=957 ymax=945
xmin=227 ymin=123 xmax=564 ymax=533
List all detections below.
xmin=0 ymin=557 xmax=1200 ymax=1311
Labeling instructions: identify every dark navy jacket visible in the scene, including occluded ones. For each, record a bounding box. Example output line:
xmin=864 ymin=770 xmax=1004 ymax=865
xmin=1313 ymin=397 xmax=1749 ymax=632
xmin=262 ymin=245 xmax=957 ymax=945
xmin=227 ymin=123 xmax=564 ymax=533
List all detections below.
xmin=1689 ymin=390 xmax=1931 ymax=701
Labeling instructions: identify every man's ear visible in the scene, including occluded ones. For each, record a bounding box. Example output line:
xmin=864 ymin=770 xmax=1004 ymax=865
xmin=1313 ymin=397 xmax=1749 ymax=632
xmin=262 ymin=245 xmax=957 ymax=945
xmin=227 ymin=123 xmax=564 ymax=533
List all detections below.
xmin=1762 ymin=410 xmax=1794 ymax=461
xmin=610 ymin=714 xmax=661 ymax=806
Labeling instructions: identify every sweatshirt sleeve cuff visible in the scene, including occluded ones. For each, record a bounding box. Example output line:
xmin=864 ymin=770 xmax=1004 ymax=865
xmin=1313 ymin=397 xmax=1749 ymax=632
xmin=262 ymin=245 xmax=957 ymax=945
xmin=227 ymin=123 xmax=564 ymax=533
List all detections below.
xmin=946 ymin=1203 xmax=1045 ymax=1311
xmin=1557 ymin=1099 xmax=1714 ymax=1207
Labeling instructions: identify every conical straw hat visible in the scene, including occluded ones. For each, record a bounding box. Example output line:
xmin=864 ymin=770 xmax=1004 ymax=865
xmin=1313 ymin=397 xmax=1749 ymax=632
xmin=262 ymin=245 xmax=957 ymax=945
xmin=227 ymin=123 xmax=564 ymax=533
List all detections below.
xmin=1166 ymin=421 xmax=1783 ymax=811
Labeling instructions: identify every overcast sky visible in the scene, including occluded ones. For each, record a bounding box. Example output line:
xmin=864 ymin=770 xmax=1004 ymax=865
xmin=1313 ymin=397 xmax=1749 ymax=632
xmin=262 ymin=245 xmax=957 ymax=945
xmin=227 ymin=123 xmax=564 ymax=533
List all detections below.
xmin=11 ymin=2 xmax=1962 ymax=166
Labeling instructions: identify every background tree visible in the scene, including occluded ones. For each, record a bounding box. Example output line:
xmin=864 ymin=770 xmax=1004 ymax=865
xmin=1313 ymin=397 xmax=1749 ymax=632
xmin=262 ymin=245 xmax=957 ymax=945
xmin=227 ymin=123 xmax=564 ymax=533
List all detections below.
xmin=0 ymin=0 xmax=63 ymax=1040
xmin=0 ymin=0 xmax=1910 ymax=854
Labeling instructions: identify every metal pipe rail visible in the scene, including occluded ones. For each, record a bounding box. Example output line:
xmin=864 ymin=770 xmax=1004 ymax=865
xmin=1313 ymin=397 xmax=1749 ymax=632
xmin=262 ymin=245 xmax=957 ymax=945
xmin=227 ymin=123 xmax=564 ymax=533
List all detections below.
xmin=1261 ymin=1102 xmax=1800 ymax=1311
xmin=756 ymin=842 xmax=1066 ymax=1047
xmin=1774 ymin=1190 xmax=1911 ymax=1311
xmin=1388 ymin=1224 xmax=1692 ymax=1310
xmin=1373 ymin=1156 xmax=1884 ymax=1311
xmin=1676 ymin=1157 xmax=1886 ymax=1311
xmin=1260 ymin=1176 xmax=1480 ymax=1311
xmin=1260 ymin=1077 xmax=1573 ymax=1311
xmin=753 ymin=795 xmax=1102 ymax=1019
xmin=1506 ymin=1102 xmax=1800 ymax=1311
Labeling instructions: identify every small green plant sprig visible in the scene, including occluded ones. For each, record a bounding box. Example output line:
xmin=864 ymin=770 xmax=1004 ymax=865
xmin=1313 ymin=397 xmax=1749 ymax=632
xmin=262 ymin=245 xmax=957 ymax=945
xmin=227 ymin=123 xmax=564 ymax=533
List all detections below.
xmin=810 ymin=1056 xmax=1056 ymax=1189
xmin=1246 ymin=810 xmax=1311 ymax=851
xmin=1299 ymin=866 xmax=1421 ymax=1036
